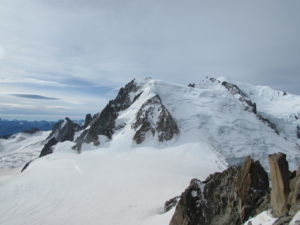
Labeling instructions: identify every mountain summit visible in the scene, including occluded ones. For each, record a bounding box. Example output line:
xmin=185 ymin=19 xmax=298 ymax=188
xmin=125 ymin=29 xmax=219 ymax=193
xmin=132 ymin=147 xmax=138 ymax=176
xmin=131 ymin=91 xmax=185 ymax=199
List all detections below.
xmin=1 ymin=77 xmax=300 ymax=170
xmin=66 ymin=77 xmax=299 ymax=168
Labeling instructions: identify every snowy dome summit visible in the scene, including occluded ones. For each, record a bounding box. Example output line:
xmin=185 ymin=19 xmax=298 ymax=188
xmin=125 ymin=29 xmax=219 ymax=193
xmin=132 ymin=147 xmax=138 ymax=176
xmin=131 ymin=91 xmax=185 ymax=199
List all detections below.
xmin=1 ymin=77 xmax=300 ymax=225
xmin=70 ymin=77 xmax=299 ymax=168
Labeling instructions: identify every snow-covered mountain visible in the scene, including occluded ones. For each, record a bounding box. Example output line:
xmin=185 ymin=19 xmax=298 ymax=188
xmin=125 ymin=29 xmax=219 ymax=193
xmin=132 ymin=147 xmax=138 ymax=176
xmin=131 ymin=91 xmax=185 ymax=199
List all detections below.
xmin=72 ymin=77 xmax=300 ymax=168
xmin=0 ymin=77 xmax=300 ymax=225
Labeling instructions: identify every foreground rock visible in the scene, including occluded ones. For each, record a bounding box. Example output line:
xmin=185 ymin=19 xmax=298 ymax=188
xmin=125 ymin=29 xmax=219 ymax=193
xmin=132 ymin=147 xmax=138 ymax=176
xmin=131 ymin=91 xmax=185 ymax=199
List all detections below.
xmin=269 ymin=153 xmax=291 ymax=217
xmin=169 ymin=156 xmax=269 ymax=225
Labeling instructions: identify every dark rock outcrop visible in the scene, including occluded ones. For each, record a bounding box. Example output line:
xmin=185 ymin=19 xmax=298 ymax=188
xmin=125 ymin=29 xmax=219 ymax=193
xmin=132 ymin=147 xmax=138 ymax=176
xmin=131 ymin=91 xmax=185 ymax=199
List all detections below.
xmin=23 ymin=128 xmax=40 ymax=134
xmin=47 ymin=117 xmax=80 ymax=143
xmin=297 ymin=126 xmax=300 ymax=139
xmin=20 ymin=160 xmax=34 ymax=172
xmin=164 ymin=196 xmax=180 ymax=213
xmin=83 ymin=114 xmax=92 ymax=129
xmin=38 ymin=117 xmax=80 ymax=158
xmin=39 ymin=137 xmax=58 ymax=157
xmin=74 ymin=80 xmax=141 ymax=150
xmin=132 ymin=95 xmax=179 ymax=144
xmin=269 ymin=153 xmax=291 ymax=217
xmin=236 ymin=156 xmax=269 ymax=221
xmin=169 ymin=157 xmax=269 ymax=225
xmin=288 ymin=165 xmax=300 ymax=215
xmin=222 ymin=81 xmax=248 ymax=98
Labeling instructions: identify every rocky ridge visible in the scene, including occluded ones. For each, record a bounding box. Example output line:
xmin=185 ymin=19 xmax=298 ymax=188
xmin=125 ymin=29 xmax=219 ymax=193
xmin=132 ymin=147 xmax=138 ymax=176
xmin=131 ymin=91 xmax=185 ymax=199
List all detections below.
xmin=73 ymin=79 xmax=180 ymax=150
xmin=169 ymin=153 xmax=300 ymax=225
xmin=220 ymin=80 xmax=279 ymax=134
xmin=169 ymin=156 xmax=269 ymax=225
xmin=39 ymin=117 xmax=81 ymax=157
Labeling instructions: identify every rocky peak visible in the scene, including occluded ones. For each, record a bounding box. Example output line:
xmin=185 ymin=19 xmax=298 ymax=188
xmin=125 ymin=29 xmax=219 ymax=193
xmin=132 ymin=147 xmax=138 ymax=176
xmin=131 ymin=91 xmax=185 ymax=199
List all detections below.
xmin=169 ymin=156 xmax=269 ymax=225
xmin=74 ymin=79 xmax=142 ymax=150
xmin=39 ymin=137 xmax=58 ymax=157
xmin=132 ymin=95 xmax=179 ymax=144
xmin=47 ymin=117 xmax=80 ymax=143
xmin=83 ymin=114 xmax=92 ymax=129
xmin=36 ymin=117 xmax=81 ymax=158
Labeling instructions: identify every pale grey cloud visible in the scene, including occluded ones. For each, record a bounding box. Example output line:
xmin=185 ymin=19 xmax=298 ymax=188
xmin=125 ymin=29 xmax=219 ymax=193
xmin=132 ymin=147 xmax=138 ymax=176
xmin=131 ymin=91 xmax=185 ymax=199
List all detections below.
xmin=0 ymin=0 xmax=299 ymax=120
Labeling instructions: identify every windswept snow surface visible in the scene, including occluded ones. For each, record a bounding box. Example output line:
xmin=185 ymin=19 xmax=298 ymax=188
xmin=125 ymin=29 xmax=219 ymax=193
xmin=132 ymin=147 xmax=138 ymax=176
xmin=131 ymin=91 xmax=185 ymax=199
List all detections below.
xmin=0 ymin=143 xmax=225 ymax=225
xmin=0 ymin=131 xmax=50 ymax=170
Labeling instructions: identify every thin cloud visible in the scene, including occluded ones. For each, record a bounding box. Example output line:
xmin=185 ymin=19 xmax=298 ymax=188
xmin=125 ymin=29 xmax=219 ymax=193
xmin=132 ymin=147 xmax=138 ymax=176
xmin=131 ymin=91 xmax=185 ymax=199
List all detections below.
xmin=10 ymin=94 xmax=60 ymax=100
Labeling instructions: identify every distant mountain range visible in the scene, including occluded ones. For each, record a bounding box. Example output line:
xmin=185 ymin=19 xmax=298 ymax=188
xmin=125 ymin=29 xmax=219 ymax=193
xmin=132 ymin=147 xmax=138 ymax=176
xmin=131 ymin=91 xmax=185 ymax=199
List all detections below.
xmin=0 ymin=119 xmax=57 ymax=137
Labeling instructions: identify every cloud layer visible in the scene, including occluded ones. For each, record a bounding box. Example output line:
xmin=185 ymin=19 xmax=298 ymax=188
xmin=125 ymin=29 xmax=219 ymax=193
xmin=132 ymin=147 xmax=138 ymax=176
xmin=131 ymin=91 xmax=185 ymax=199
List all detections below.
xmin=10 ymin=94 xmax=60 ymax=100
xmin=0 ymin=0 xmax=299 ymax=120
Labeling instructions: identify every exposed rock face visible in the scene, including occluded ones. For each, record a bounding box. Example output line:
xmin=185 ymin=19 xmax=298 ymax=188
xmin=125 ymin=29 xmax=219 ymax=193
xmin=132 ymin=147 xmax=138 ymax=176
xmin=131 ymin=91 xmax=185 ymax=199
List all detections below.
xmin=236 ymin=156 xmax=269 ymax=221
xmin=47 ymin=117 xmax=80 ymax=143
xmin=221 ymin=81 xmax=257 ymax=114
xmin=74 ymin=80 xmax=141 ymax=150
xmin=297 ymin=126 xmax=300 ymax=139
xmin=83 ymin=114 xmax=92 ymax=129
xmin=38 ymin=117 xmax=80 ymax=158
xmin=39 ymin=137 xmax=58 ymax=157
xmin=289 ymin=165 xmax=300 ymax=215
xmin=269 ymin=153 xmax=291 ymax=217
xmin=132 ymin=95 xmax=179 ymax=144
xmin=164 ymin=196 xmax=180 ymax=213
xmin=169 ymin=157 xmax=269 ymax=225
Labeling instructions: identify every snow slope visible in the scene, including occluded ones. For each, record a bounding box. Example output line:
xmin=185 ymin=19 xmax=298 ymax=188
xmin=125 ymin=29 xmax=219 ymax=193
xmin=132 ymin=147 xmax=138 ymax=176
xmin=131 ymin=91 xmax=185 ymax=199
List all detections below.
xmin=0 ymin=131 xmax=50 ymax=170
xmin=238 ymin=82 xmax=300 ymax=145
xmin=0 ymin=143 xmax=225 ymax=225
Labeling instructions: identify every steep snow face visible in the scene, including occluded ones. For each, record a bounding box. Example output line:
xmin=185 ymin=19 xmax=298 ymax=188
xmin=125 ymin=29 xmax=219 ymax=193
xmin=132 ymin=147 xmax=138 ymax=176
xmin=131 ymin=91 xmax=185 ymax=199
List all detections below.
xmin=237 ymin=82 xmax=300 ymax=145
xmin=0 ymin=143 xmax=226 ymax=225
xmin=0 ymin=131 xmax=50 ymax=170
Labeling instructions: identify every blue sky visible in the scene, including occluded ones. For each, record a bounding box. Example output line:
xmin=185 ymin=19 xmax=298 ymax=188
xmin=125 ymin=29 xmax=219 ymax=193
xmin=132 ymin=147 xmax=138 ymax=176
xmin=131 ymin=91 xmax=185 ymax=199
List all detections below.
xmin=0 ymin=0 xmax=299 ymax=120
